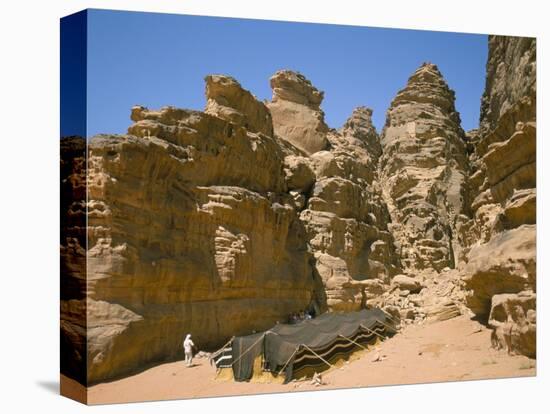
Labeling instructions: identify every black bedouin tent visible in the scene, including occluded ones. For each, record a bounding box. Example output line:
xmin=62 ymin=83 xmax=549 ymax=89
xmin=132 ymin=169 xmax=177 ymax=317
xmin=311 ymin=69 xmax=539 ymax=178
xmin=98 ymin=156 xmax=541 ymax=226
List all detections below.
xmin=212 ymin=308 xmax=396 ymax=383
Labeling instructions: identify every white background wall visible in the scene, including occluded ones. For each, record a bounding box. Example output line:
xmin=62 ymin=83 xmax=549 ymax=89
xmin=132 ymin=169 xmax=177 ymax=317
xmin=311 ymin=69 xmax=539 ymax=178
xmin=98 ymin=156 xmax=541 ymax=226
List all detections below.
xmin=0 ymin=1 xmax=547 ymax=413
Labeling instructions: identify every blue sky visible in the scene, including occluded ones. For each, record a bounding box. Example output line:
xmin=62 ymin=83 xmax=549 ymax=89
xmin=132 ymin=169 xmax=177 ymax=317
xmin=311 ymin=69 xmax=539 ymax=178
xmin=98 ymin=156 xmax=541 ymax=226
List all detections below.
xmin=65 ymin=9 xmax=489 ymax=137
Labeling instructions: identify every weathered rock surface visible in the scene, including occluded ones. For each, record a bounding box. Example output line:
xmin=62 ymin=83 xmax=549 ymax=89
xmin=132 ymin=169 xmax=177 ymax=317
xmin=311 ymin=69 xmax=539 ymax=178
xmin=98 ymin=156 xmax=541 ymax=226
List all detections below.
xmin=204 ymin=74 xmax=273 ymax=136
xmin=373 ymin=268 xmax=467 ymax=326
xmin=340 ymin=106 xmax=381 ymax=159
xmin=63 ymin=72 xmax=400 ymax=384
xmin=479 ymin=36 xmax=536 ymax=135
xmin=297 ymin=102 xmax=400 ymax=311
xmin=268 ymin=70 xmax=329 ymax=154
xmin=392 ymin=274 xmax=423 ymax=294
xmin=78 ymin=79 xmax=324 ymax=383
xmin=460 ymin=36 xmax=536 ymax=357
xmin=128 ymin=105 xmax=285 ymax=193
xmin=489 ymin=290 xmax=536 ymax=358
xmin=379 ymin=63 xmax=469 ymax=273
xmin=60 ymin=137 xmax=87 ymax=385
xmin=464 ymin=37 xmax=536 ymax=245
xmin=463 ymin=225 xmax=536 ymax=318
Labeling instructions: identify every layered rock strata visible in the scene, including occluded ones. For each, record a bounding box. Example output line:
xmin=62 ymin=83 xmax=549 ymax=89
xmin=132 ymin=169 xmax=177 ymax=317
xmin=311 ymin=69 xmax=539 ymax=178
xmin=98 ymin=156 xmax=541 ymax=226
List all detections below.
xmin=73 ymin=78 xmax=322 ymax=383
xmin=298 ymin=105 xmax=400 ymax=311
xmin=379 ymin=63 xmax=469 ymax=273
xmin=60 ymin=137 xmax=88 ymax=385
xmin=461 ymin=36 xmax=536 ymax=357
xmin=70 ymin=72 xmax=405 ymax=383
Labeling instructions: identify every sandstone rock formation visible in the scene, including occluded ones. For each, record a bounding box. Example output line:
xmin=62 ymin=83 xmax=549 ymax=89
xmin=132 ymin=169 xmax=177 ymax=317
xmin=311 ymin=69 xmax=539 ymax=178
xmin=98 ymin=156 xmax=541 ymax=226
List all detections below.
xmin=392 ymin=274 xmax=423 ymax=294
xmin=463 ymin=225 xmax=535 ymax=318
xmin=371 ymin=267 xmax=466 ymax=326
xmin=62 ymin=78 xmax=323 ymax=383
xmin=379 ymin=63 xmax=469 ymax=273
xmin=60 ymin=35 xmax=536 ymax=385
xmin=298 ymin=106 xmax=400 ymax=311
xmin=83 ymin=103 xmax=319 ymax=382
xmin=479 ymin=37 xmax=536 ymax=135
xmin=62 ymin=72 xmax=404 ymax=383
xmin=488 ymin=290 xmax=536 ymax=358
xmin=267 ymin=70 xmax=329 ymax=155
xmin=60 ymin=136 xmax=87 ymax=385
xmin=461 ymin=36 xmax=536 ymax=357
xmin=204 ymin=74 xmax=273 ymax=136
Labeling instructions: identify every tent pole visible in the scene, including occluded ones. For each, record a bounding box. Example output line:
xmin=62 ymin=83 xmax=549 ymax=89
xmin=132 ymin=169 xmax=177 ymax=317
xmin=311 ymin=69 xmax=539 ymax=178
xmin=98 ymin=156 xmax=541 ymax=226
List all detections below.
xmin=231 ymin=334 xmax=265 ymax=367
xmin=361 ymin=324 xmax=386 ymax=340
xmin=211 ymin=336 xmax=235 ymax=360
xmin=210 ymin=335 xmax=235 ymax=369
xmin=376 ymin=319 xmax=398 ymax=333
xmin=301 ymin=344 xmax=335 ymax=370
xmin=381 ymin=311 xmax=401 ymax=327
xmin=276 ymin=346 xmax=300 ymax=377
xmin=338 ymin=334 xmax=368 ymax=351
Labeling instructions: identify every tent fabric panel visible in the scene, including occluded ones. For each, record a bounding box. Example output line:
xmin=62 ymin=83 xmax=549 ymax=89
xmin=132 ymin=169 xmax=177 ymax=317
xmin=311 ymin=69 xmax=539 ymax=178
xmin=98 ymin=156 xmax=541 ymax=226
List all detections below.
xmin=213 ymin=345 xmax=233 ymax=368
xmin=231 ymin=332 xmax=265 ymax=382
xmin=288 ymin=322 xmax=387 ymax=382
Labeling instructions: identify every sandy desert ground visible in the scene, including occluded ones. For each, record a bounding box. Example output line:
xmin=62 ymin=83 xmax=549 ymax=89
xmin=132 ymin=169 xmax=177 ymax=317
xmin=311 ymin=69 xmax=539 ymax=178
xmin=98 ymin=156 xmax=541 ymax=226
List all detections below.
xmin=75 ymin=315 xmax=535 ymax=405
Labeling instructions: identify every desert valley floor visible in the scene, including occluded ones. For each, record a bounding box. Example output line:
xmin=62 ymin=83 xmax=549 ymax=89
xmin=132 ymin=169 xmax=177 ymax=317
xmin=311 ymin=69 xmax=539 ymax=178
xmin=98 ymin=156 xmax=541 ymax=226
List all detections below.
xmin=72 ymin=315 xmax=535 ymax=405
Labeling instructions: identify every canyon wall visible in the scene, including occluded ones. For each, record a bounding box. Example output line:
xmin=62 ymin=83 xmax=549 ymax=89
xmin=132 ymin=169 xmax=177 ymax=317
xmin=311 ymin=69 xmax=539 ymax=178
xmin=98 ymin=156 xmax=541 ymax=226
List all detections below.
xmin=60 ymin=137 xmax=88 ymax=384
xmin=84 ymin=83 xmax=319 ymax=382
xmin=461 ymin=36 xmax=536 ymax=357
xmin=60 ymin=35 xmax=536 ymax=384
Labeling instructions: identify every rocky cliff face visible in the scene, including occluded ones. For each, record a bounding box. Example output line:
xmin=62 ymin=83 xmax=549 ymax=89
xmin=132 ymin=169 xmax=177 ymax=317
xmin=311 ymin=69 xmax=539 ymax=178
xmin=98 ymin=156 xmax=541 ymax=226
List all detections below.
xmin=299 ymin=105 xmax=400 ymax=311
xmin=60 ymin=137 xmax=88 ymax=385
xmin=78 ymin=73 xmax=402 ymax=383
xmin=61 ymin=35 xmax=536 ymax=385
xmin=461 ymin=36 xmax=536 ymax=357
xmin=379 ymin=63 xmax=469 ymax=273
xmin=82 ymin=85 xmax=321 ymax=382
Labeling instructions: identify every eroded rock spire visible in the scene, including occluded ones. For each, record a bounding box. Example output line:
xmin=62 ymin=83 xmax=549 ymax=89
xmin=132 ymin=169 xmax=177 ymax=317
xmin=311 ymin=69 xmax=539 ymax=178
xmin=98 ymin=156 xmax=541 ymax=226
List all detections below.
xmin=379 ymin=62 xmax=468 ymax=272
